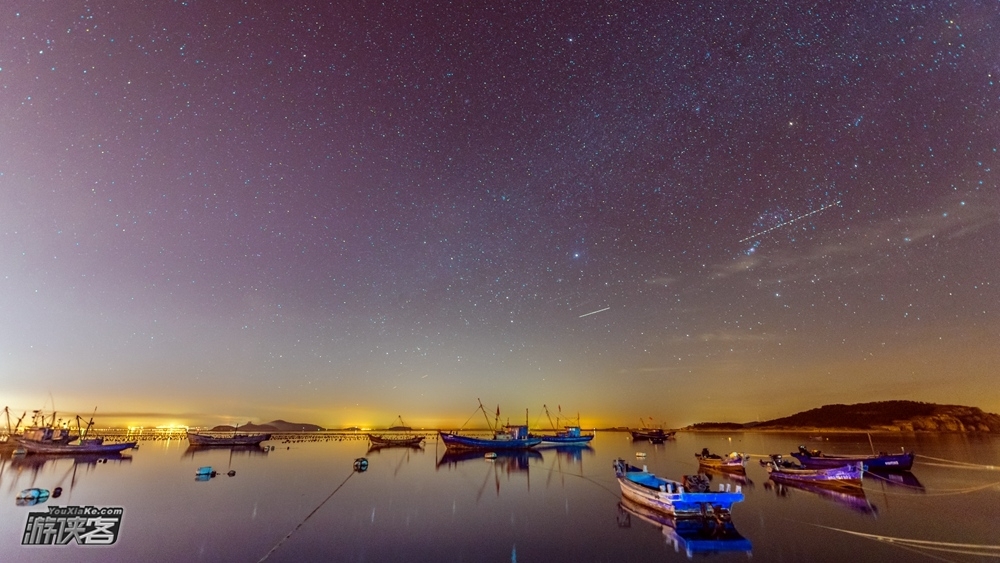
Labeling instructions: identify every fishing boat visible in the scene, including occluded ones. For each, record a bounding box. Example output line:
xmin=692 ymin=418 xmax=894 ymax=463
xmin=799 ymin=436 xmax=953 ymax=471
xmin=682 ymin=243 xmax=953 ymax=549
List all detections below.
xmin=439 ymin=400 xmax=543 ymax=451
xmin=612 ymin=459 xmax=744 ymax=519
xmin=439 ymin=425 xmax=542 ymax=450
xmin=532 ymin=405 xmax=594 ymax=444
xmin=629 ymin=418 xmax=675 ymax=443
xmin=366 ymin=416 xmax=425 ymax=447
xmin=764 ymin=455 xmax=863 ymax=488
xmin=15 ymin=411 xmax=136 ymax=455
xmin=186 ymin=431 xmax=271 ymax=447
xmin=617 ymin=498 xmax=752 ymax=556
xmin=791 ymin=445 xmax=914 ymax=471
xmin=366 ymin=434 xmax=424 ymax=447
xmin=695 ymin=449 xmax=747 ymax=472
xmin=16 ymin=432 xmax=136 ymax=455
xmin=536 ymin=425 xmax=594 ymax=445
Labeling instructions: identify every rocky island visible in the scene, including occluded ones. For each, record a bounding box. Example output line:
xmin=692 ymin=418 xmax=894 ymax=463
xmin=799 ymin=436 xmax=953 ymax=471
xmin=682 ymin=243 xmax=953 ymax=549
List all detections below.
xmin=687 ymin=401 xmax=1000 ymax=433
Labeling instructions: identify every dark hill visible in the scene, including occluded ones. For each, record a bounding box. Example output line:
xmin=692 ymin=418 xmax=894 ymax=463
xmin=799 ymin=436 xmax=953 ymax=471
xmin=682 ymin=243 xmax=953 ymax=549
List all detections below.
xmin=209 ymin=420 xmax=325 ymax=432
xmin=687 ymin=401 xmax=1000 ymax=432
xmin=265 ymin=419 xmax=325 ymax=432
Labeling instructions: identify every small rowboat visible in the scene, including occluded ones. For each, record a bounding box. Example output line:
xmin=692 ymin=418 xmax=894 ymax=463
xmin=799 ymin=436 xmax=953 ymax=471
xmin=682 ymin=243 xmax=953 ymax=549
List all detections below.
xmin=186 ymin=431 xmax=271 ymax=447
xmin=791 ymin=445 xmax=914 ymax=471
xmin=613 ymin=459 xmax=744 ymax=519
xmin=695 ymin=450 xmax=747 ymax=472
xmin=367 ymin=434 xmax=425 ymax=447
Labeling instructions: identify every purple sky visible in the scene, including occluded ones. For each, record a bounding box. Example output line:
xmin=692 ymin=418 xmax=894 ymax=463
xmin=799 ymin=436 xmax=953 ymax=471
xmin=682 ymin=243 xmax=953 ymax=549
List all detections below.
xmin=2 ymin=1 xmax=998 ymax=428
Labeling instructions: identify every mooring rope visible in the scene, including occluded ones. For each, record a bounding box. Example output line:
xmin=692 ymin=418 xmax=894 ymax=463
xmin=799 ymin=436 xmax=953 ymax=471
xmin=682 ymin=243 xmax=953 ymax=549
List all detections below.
xmin=536 ymin=462 xmax=622 ymax=498
xmin=915 ymin=454 xmax=999 ymax=471
xmin=810 ymin=523 xmax=1000 ymax=558
xmin=257 ymin=466 xmax=361 ymax=562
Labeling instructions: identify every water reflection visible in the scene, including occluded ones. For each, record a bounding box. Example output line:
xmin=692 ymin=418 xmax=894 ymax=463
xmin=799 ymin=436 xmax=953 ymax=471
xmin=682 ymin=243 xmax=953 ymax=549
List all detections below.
xmin=435 ymin=449 xmax=542 ymax=471
xmin=181 ymin=444 xmax=269 ymax=460
xmin=366 ymin=442 xmax=424 ymax=455
xmin=700 ymin=465 xmax=754 ymax=489
xmin=535 ymin=443 xmax=594 ymax=463
xmin=9 ymin=451 xmax=133 ymax=472
xmin=763 ymin=479 xmax=878 ymax=515
xmin=616 ymin=498 xmax=753 ymax=558
xmin=866 ymin=470 xmax=926 ymax=492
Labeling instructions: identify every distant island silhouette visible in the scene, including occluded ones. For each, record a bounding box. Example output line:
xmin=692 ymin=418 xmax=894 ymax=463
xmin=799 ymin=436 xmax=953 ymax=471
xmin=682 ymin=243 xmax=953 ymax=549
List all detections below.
xmin=209 ymin=419 xmax=325 ymax=432
xmin=686 ymin=401 xmax=1000 ymax=433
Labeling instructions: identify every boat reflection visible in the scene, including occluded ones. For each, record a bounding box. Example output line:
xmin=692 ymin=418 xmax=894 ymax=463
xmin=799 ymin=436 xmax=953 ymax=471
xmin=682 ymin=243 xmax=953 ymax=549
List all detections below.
xmin=865 ymin=470 xmax=925 ymax=492
xmin=535 ymin=443 xmax=594 ymax=463
xmin=699 ymin=465 xmax=754 ymax=489
xmin=367 ymin=442 xmax=424 ymax=455
xmin=182 ymin=444 xmax=269 ymax=459
xmin=616 ymin=498 xmax=752 ymax=558
xmin=9 ymin=451 xmax=133 ymax=472
xmin=764 ymin=479 xmax=877 ymax=515
xmin=436 ymin=449 xmax=542 ymax=471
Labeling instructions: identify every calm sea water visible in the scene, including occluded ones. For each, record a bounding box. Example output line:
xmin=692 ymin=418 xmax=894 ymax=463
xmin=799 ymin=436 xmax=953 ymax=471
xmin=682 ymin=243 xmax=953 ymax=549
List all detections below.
xmin=2 ymin=431 xmax=999 ymax=562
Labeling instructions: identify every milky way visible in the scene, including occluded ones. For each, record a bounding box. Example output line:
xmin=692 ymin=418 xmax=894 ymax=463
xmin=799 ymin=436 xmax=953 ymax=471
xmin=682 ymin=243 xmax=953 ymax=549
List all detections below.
xmin=1 ymin=1 xmax=998 ymax=427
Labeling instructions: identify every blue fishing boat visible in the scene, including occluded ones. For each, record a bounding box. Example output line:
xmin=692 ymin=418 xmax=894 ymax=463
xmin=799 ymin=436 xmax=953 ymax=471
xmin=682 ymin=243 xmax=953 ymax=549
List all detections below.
xmin=536 ymin=425 xmax=594 ymax=445
xmin=612 ymin=459 xmax=744 ymax=518
xmin=439 ymin=425 xmax=542 ymax=450
xmin=440 ymin=400 xmax=543 ymax=451
xmin=532 ymin=405 xmax=594 ymax=444
xmin=791 ymin=445 xmax=915 ymax=471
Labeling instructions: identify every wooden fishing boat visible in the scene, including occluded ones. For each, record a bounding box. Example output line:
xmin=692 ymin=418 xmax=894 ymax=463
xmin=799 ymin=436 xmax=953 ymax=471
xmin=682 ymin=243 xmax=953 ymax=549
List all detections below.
xmin=629 ymin=418 xmax=675 ymax=443
xmin=791 ymin=445 xmax=914 ymax=471
xmin=16 ymin=435 xmax=137 ymax=455
xmin=366 ymin=434 xmax=424 ymax=447
xmin=765 ymin=456 xmax=863 ymax=488
xmin=439 ymin=425 xmax=542 ymax=450
xmin=186 ymin=431 xmax=271 ymax=447
xmin=695 ymin=450 xmax=747 ymax=471
xmin=612 ymin=459 xmax=744 ymax=519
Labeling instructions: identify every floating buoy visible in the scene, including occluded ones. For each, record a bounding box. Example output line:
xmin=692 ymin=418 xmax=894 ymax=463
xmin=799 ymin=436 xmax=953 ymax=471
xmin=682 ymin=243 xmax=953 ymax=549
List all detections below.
xmin=52 ymin=487 xmax=63 ymax=498
xmin=353 ymin=457 xmax=369 ymax=472
xmin=196 ymin=466 xmax=213 ymax=476
xmin=16 ymin=488 xmax=50 ymax=507
xmin=227 ymin=470 xmax=236 ymax=477
xmin=484 ymin=452 xmax=498 ymax=459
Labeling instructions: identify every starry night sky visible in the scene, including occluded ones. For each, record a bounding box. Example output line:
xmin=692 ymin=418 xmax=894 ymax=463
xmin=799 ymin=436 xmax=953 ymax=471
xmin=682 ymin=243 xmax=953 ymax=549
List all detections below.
xmin=2 ymin=1 xmax=998 ymax=429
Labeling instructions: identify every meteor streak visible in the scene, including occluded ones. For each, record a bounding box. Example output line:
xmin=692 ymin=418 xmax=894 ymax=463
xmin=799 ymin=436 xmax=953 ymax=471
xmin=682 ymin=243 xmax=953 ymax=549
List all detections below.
xmin=578 ymin=307 xmax=611 ymax=318
xmin=739 ymin=201 xmax=842 ymax=243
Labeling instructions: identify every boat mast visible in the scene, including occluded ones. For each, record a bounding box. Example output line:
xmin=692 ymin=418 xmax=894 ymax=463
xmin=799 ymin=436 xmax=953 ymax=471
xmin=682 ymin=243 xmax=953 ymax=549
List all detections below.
xmin=477 ymin=398 xmax=496 ymax=432
xmin=543 ymin=405 xmax=557 ymax=430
